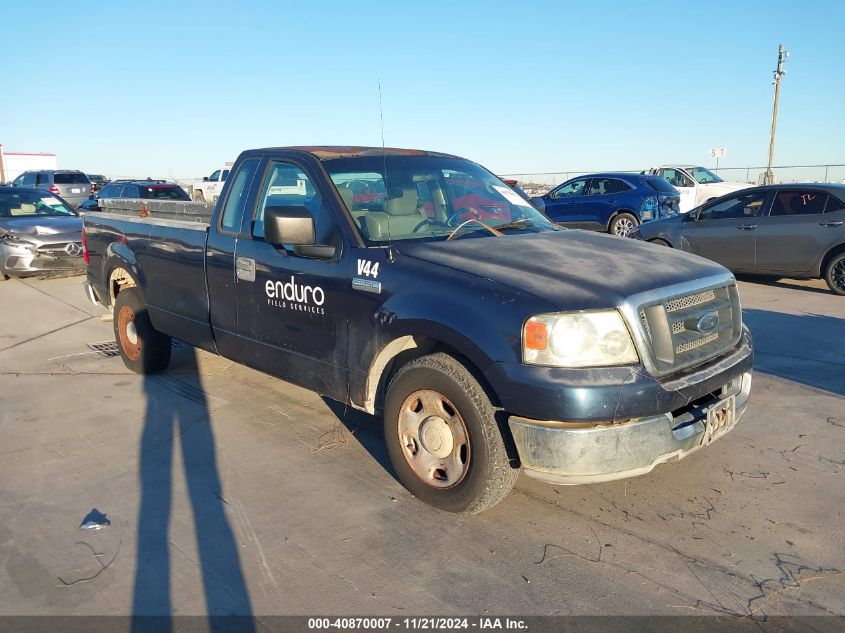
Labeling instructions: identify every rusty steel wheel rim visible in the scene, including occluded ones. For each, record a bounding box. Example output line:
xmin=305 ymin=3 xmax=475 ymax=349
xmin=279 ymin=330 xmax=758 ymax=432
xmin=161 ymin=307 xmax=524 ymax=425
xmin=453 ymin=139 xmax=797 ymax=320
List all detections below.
xmin=117 ymin=306 xmax=141 ymax=361
xmin=397 ymin=389 xmax=471 ymax=489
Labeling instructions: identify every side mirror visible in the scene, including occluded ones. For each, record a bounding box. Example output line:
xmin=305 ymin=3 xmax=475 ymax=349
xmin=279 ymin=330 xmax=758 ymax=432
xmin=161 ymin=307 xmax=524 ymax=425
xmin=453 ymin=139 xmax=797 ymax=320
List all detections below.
xmin=203 ymin=176 xmax=209 ymax=182
xmin=264 ymin=206 xmax=336 ymax=259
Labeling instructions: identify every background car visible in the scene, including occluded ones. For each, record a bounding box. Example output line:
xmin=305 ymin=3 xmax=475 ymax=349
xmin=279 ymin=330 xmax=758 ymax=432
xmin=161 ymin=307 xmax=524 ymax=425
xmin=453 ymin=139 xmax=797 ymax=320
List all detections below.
xmin=500 ymin=178 xmax=533 ymax=203
xmin=0 ymin=186 xmax=83 ymax=280
xmin=9 ymin=170 xmax=92 ymax=207
xmin=79 ymin=180 xmax=191 ymax=211
xmin=87 ymin=174 xmax=109 ymax=192
xmin=632 ymin=183 xmax=845 ymax=295
xmin=531 ymin=172 xmax=680 ymax=235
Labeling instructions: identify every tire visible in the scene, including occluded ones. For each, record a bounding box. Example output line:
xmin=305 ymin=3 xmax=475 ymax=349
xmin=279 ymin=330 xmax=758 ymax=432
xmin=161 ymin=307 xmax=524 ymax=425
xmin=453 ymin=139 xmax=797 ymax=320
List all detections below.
xmin=383 ymin=353 xmax=518 ymax=514
xmin=649 ymin=238 xmax=671 ymax=247
xmin=193 ymin=190 xmax=205 ymax=202
xmin=823 ymin=252 xmax=845 ymax=296
xmin=609 ymin=212 xmax=638 ymax=237
xmin=112 ymin=288 xmax=171 ymax=373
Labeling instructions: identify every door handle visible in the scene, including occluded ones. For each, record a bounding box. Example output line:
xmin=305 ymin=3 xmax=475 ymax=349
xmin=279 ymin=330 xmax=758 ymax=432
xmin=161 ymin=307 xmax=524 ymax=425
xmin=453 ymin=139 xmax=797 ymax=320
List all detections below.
xmin=819 ymin=221 xmax=844 ymax=227
xmin=236 ymin=257 xmax=255 ymax=282
xmin=736 ymin=225 xmax=758 ymax=230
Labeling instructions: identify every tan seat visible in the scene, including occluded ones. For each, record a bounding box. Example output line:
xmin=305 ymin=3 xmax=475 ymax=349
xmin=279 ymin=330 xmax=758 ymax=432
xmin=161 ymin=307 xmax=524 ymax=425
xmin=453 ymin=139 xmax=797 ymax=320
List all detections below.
xmin=364 ymin=188 xmax=429 ymax=240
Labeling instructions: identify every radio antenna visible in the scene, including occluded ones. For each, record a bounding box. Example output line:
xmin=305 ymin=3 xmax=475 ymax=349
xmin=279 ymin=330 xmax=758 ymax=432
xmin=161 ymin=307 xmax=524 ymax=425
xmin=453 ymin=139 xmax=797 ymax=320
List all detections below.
xmin=378 ymin=79 xmax=386 ymax=150
xmin=378 ymin=78 xmax=395 ymax=260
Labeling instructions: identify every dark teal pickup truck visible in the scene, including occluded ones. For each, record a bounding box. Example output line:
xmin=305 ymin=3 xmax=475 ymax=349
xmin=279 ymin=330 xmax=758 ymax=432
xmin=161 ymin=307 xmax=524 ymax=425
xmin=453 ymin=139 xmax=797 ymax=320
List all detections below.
xmin=82 ymin=146 xmax=753 ymax=514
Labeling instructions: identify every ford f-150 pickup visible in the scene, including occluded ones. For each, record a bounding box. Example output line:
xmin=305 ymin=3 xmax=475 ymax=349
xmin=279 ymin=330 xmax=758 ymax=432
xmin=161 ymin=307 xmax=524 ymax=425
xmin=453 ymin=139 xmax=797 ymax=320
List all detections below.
xmin=82 ymin=146 xmax=753 ymax=514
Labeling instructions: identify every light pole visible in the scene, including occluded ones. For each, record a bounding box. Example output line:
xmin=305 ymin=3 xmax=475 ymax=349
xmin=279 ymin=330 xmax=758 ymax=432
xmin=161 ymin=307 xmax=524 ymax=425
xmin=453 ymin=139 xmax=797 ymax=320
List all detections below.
xmin=764 ymin=44 xmax=789 ymax=185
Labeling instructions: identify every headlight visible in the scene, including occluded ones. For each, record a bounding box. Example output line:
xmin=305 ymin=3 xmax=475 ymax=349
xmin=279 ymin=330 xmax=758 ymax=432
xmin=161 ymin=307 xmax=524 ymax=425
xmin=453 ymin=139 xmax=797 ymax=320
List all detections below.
xmin=523 ymin=310 xmax=638 ymax=367
xmin=1 ymin=236 xmax=36 ymax=250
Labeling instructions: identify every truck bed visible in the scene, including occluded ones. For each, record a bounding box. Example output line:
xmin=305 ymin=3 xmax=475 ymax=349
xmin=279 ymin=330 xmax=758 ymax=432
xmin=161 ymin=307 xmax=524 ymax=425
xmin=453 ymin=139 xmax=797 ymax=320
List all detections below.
xmin=83 ymin=200 xmax=214 ymax=350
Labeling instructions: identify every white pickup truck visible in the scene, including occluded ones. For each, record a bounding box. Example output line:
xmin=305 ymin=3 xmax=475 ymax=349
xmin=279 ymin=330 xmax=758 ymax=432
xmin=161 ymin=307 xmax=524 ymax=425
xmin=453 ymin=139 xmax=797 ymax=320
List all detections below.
xmin=645 ymin=165 xmax=751 ymax=213
xmin=180 ymin=162 xmax=234 ymax=203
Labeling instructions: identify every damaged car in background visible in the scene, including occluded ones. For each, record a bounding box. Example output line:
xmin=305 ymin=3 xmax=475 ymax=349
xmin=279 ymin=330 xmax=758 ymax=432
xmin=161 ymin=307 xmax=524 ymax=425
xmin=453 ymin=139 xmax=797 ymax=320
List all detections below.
xmin=0 ymin=186 xmax=84 ymax=280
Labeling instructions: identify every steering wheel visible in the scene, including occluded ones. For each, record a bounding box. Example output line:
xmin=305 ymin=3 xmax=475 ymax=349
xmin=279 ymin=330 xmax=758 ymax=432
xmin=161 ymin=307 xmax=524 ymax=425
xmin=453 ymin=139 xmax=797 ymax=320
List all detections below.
xmin=446 ymin=207 xmax=483 ymax=226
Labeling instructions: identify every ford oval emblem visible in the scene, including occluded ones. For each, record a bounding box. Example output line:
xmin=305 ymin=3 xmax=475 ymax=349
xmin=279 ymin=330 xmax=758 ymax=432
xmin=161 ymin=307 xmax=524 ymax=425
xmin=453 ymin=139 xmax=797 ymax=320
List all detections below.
xmin=696 ymin=312 xmax=720 ymax=333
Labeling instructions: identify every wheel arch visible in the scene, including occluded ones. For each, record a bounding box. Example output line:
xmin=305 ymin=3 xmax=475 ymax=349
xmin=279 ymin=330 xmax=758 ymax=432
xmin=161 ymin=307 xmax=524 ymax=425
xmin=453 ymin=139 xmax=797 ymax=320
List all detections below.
xmin=819 ymin=242 xmax=845 ymax=277
xmin=362 ymin=334 xmax=501 ymax=416
xmin=103 ymin=243 xmax=144 ymax=307
xmin=607 ymin=207 xmax=637 ymax=230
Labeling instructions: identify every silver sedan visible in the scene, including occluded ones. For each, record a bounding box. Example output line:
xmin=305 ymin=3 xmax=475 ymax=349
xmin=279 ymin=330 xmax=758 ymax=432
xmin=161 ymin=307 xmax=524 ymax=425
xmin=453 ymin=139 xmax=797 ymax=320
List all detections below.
xmin=0 ymin=187 xmax=84 ymax=280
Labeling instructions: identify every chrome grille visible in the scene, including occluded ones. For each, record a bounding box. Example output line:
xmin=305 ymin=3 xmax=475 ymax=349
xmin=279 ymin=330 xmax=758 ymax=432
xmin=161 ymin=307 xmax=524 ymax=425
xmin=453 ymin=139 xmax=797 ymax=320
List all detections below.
xmin=665 ymin=289 xmax=716 ymax=313
xmin=37 ymin=242 xmax=82 ymax=257
xmin=637 ymin=283 xmax=741 ymax=376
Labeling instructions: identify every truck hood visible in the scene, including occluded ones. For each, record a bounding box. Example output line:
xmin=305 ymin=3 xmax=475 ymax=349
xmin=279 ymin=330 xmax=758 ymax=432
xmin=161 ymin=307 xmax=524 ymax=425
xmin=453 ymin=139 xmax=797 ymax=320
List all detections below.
xmin=0 ymin=216 xmax=83 ymax=245
xmin=396 ymin=230 xmax=729 ymax=310
xmin=701 ymin=181 xmax=751 ymax=197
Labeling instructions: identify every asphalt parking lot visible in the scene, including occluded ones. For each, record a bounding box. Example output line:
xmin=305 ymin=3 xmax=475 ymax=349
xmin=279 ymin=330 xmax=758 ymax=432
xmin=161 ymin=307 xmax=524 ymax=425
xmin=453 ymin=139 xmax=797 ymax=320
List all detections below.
xmin=0 ymin=273 xmax=843 ymax=619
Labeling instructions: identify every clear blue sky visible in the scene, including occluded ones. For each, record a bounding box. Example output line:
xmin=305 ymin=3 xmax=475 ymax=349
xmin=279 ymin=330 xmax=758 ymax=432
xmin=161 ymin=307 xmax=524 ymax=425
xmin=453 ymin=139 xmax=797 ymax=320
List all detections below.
xmin=2 ymin=0 xmax=843 ymax=179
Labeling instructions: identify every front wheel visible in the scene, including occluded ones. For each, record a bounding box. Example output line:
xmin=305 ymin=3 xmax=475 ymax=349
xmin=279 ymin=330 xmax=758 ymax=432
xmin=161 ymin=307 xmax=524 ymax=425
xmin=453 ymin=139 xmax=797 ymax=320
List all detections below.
xmin=383 ymin=353 xmax=518 ymax=514
xmin=113 ymin=288 xmax=172 ymax=373
xmin=609 ymin=212 xmax=638 ymax=236
xmin=824 ymin=252 xmax=845 ymax=295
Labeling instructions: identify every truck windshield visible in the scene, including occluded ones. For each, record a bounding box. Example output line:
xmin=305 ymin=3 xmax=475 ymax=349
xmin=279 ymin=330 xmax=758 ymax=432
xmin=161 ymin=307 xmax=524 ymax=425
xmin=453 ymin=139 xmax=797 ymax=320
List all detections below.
xmin=0 ymin=191 xmax=78 ymax=217
xmin=323 ymin=155 xmax=555 ymax=244
xmin=687 ymin=167 xmax=723 ymax=184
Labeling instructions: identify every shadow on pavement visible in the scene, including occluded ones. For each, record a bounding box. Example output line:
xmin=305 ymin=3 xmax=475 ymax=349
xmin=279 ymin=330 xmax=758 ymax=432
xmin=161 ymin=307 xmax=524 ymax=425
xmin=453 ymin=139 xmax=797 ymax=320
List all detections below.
xmin=321 ymin=398 xmax=397 ymax=481
xmin=744 ymin=308 xmax=845 ymax=396
xmin=735 ymin=274 xmax=833 ymax=295
xmin=132 ymin=347 xmax=255 ymax=632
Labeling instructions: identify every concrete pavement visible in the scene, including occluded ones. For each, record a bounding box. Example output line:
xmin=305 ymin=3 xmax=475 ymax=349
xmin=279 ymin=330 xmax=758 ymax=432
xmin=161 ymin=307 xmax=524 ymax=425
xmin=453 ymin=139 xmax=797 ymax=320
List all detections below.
xmin=0 ymin=274 xmax=842 ymax=619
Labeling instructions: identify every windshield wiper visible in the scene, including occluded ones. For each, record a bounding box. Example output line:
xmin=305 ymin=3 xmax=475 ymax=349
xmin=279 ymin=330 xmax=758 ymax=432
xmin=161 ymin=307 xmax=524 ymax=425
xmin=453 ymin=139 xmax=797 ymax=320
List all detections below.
xmin=446 ymin=218 xmax=504 ymax=241
xmin=491 ymin=219 xmax=538 ymax=232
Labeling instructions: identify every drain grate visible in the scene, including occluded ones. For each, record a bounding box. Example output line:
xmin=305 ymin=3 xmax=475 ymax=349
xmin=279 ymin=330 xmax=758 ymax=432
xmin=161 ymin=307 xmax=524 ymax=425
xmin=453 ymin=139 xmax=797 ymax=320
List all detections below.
xmin=88 ymin=342 xmax=120 ymax=358
xmin=87 ymin=339 xmax=183 ymax=358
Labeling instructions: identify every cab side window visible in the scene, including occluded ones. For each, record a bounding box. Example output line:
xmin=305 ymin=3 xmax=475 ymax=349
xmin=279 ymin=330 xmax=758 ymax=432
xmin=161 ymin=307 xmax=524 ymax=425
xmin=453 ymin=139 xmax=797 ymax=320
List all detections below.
xmin=550 ymin=179 xmax=587 ymax=198
xmin=660 ymin=169 xmax=693 ymax=188
xmin=770 ymin=190 xmax=828 ymax=216
xmin=209 ymin=170 xmax=221 ymax=182
xmin=21 ymin=173 xmax=36 ymax=186
xmin=700 ymin=191 xmax=767 ymax=220
xmin=253 ymin=161 xmax=338 ymax=247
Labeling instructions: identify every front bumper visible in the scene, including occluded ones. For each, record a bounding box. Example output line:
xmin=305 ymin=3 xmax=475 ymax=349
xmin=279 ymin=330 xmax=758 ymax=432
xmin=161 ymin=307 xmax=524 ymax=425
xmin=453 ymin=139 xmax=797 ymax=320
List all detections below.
xmin=0 ymin=243 xmax=85 ymax=275
xmin=510 ymin=370 xmax=751 ymax=484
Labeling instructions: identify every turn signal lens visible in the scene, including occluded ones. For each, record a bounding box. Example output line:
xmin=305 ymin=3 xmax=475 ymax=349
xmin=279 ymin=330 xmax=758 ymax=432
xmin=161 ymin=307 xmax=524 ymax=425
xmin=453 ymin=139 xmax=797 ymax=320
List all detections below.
xmin=523 ymin=320 xmax=548 ymax=350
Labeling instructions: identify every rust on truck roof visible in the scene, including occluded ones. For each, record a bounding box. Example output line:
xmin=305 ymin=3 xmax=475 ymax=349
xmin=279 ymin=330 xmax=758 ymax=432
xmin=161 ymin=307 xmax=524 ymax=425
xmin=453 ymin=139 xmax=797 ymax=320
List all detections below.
xmin=258 ymin=146 xmax=461 ymax=160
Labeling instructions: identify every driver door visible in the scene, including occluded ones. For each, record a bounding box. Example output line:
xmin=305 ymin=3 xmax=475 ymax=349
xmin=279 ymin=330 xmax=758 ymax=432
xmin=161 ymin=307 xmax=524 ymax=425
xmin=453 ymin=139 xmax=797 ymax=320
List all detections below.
xmin=233 ymin=158 xmax=349 ymax=401
xmin=542 ymin=177 xmax=589 ymax=226
xmin=680 ymin=190 xmax=771 ymax=271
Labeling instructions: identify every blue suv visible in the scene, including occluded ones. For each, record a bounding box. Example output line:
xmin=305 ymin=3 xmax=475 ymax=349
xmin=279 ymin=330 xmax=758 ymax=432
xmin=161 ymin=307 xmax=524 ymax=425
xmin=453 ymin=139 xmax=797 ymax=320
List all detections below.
xmin=531 ymin=172 xmax=680 ymax=236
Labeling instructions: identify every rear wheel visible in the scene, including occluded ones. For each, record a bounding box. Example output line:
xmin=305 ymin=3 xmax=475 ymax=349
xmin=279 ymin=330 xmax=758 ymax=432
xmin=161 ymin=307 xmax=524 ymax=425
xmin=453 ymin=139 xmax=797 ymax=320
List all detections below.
xmin=609 ymin=212 xmax=638 ymax=236
xmin=192 ymin=189 xmax=205 ymax=202
xmin=383 ymin=353 xmax=517 ymax=514
xmin=823 ymin=252 xmax=845 ymax=295
xmin=113 ymin=288 xmax=171 ymax=373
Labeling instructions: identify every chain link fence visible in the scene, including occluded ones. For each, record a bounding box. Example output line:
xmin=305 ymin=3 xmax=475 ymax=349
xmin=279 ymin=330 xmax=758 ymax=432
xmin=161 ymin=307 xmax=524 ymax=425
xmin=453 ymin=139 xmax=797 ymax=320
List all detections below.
xmin=500 ymin=164 xmax=845 ymax=196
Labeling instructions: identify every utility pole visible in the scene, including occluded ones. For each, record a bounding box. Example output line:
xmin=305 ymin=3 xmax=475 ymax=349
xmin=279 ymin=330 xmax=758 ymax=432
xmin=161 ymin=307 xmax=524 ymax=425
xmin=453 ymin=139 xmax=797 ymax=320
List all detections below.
xmin=764 ymin=44 xmax=789 ymax=185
